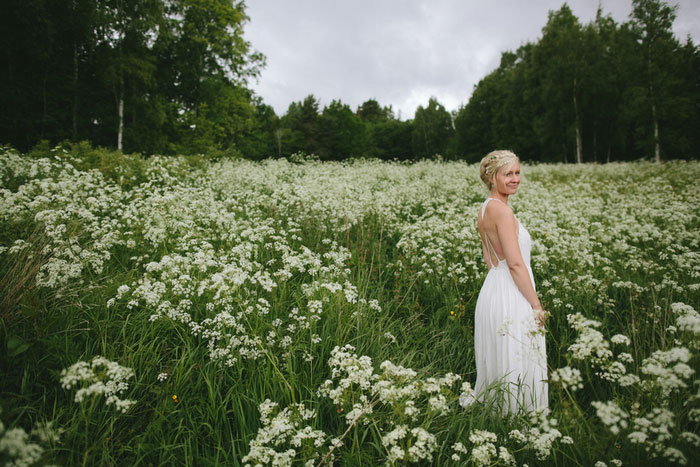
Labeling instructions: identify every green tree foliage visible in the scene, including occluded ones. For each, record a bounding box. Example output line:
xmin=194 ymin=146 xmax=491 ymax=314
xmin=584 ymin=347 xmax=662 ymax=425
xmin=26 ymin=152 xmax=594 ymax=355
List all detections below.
xmin=357 ymin=98 xmax=392 ymax=123
xmin=318 ymin=100 xmax=368 ymax=160
xmin=0 ymin=0 xmax=266 ymax=155
xmin=454 ymin=0 xmax=698 ymax=162
xmin=586 ymin=9 xmax=626 ymax=163
xmin=412 ymin=97 xmax=455 ymax=159
xmin=0 ymin=0 xmax=86 ymax=150
xmin=629 ymin=0 xmax=699 ymax=161
xmin=2 ymin=0 xmax=697 ymax=161
xmin=238 ymin=99 xmax=280 ymax=160
xmin=279 ymin=95 xmax=321 ymax=157
xmin=371 ymin=119 xmax=414 ymax=160
xmin=357 ymin=99 xmax=413 ymax=160
xmin=146 ymin=0 xmax=265 ymax=154
xmin=454 ymin=48 xmax=539 ymax=163
xmin=534 ymin=5 xmax=587 ymax=163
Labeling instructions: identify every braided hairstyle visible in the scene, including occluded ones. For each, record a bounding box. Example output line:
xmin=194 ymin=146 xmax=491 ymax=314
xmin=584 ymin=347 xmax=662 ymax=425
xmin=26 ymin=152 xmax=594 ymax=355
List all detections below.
xmin=479 ymin=150 xmax=519 ymax=191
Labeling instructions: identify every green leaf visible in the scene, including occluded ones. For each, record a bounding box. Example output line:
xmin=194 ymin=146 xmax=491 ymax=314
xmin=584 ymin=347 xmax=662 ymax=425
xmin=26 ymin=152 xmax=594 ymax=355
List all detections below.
xmin=7 ymin=335 xmax=31 ymax=357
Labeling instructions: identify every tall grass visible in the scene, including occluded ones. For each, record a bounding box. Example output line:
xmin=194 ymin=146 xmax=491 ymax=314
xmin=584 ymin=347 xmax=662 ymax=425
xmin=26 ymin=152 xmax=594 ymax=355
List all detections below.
xmin=1 ymin=146 xmax=698 ymax=466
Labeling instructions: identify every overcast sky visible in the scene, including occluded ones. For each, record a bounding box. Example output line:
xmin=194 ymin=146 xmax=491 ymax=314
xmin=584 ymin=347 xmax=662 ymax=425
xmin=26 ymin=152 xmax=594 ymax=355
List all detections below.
xmin=245 ymin=0 xmax=700 ymax=119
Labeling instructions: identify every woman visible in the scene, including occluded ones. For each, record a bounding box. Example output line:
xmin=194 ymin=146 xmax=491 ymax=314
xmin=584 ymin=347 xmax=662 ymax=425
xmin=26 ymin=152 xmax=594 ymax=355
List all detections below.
xmin=460 ymin=150 xmax=548 ymax=414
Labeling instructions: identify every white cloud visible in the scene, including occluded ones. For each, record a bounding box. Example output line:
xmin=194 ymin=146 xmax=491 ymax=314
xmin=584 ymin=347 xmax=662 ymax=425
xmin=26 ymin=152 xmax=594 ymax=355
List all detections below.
xmin=246 ymin=0 xmax=700 ymax=119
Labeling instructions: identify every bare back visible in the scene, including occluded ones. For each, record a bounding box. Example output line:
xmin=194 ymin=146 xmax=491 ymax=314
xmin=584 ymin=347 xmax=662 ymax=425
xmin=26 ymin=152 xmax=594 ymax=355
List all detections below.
xmin=477 ymin=198 xmax=519 ymax=269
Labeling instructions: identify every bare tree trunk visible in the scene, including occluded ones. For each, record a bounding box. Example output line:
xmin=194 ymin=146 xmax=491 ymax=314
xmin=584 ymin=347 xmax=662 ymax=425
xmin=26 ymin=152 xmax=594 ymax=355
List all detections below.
xmin=117 ymin=78 xmax=124 ymax=151
xmin=648 ymin=55 xmax=661 ymax=162
xmin=593 ymin=130 xmax=597 ymax=163
xmin=573 ymin=77 xmax=583 ymax=164
xmin=607 ymin=146 xmax=611 ymax=163
xmin=73 ymin=41 xmax=79 ymax=139
xmin=575 ymin=124 xmax=583 ymax=163
xmin=72 ymin=0 xmax=78 ymax=140
xmin=652 ymin=100 xmax=660 ymax=163
xmin=275 ymin=128 xmax=282 ymax=158
xmin=41 ymin=71 xmax=48 ymax=139
xmin=116 ymin=0 xmax=125 ymax=151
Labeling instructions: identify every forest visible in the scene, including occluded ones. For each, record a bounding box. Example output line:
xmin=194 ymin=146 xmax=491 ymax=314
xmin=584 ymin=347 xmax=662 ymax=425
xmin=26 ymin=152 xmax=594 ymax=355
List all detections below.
xmin=0 ymin=0 xmax=698 ymax=162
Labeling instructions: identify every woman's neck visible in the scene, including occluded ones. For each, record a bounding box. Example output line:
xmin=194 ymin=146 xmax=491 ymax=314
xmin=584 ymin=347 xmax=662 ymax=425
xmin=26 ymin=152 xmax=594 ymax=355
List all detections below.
xmin=489 ymin=191 xmax=509 ymax=204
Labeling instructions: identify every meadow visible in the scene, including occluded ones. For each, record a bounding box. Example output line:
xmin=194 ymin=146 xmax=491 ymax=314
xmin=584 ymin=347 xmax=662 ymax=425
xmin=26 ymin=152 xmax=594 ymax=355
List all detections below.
xmin=1 ymin=145 xmax=699 ymax=466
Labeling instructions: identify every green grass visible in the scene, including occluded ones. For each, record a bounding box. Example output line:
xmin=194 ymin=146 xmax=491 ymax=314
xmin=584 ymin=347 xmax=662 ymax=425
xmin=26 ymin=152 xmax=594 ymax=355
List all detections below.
xmin=1 ymin=148 xmax=699 ymax=466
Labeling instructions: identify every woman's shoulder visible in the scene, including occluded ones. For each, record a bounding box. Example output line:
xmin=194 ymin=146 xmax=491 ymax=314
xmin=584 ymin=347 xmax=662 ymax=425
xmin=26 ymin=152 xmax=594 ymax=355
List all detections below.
xmin=485 ymin=199 xmax=513 ymax=216
xmin=483 ymin=200 xmax=516 ymax=229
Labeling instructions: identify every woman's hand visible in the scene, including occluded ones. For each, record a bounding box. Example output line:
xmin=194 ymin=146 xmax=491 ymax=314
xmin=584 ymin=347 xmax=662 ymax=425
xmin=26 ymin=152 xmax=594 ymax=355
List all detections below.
xmin=533 ymin=306 xmax=547 ymax=328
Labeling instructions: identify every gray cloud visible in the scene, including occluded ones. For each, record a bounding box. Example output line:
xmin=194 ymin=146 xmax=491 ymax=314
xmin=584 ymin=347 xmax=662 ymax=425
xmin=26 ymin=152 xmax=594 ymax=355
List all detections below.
xmin=245 ymin=0 xmax=699 ymax=119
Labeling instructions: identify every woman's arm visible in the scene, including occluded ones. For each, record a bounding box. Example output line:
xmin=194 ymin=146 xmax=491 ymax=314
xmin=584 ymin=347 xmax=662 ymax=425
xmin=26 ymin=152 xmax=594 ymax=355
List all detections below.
xmin=490 ymin=204 xmax=545 ymax=325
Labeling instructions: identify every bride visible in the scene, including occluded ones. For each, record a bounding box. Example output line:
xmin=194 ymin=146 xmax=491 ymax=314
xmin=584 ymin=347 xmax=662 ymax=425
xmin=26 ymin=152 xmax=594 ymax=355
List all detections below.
xmin=461 ymin=150 xmax=548 ymax=414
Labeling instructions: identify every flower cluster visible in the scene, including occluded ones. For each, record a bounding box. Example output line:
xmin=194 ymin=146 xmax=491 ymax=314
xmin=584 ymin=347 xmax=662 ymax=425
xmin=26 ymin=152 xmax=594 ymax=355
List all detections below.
xmin=641 ymin=347 xmax=694 ymax=398
xmin=317 ymin=345 xmax=376 ymax=425
xmin=591 ymin=400 xmax=629 ymax=435
xmin=550 ymin=366 xmax=584 ymax=391
xmin=0 ymin=408 xmax=62 ymax=467
xmin=561 ymin=299 xmax=699 ymax=464
xmin=314 ymin=345 xmax=463 ymax=463
xmin=627 ymin=407 xmax=687 ymax=463
xmin=318 ymin=345 xmax=462 ymax=423
xmin=382 ymin=425 xmax=437 ymax=464
xmin=507 ymin=409 xmax=563 ymax=460
xmin=566 ymin=313 xmax=641 ymax=385
xmin=671 ymin=303 xmax=700 ymax=349
xmin=451 ymin=415 xmax=562 ymax=467
xmin=0 ymin=424 xmax=43 ymax=467
xmin=241 ymin=399 xmax=332 ymax=467
xmin=60 ymin=356 xmax=136 ymax=413
xmin=3 ymin=148 xmax=700 ymax=465
xmin=468 ymin=430 xmax=499 ymax=466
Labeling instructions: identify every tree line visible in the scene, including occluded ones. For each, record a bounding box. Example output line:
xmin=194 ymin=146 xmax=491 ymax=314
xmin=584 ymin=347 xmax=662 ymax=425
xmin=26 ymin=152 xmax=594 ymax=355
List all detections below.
xmin=0 ymin=0 xmax=267 ymax=157
xmin=455 ymin=0 xmax=700 ymax=163
xmin=1 ymin=0 xmax=698 ymax=162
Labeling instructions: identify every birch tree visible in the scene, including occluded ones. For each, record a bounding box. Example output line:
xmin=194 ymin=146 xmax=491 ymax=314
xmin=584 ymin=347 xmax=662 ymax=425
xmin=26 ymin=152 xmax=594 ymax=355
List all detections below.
xmin=630 ymin=0 xmax=678 ymax=162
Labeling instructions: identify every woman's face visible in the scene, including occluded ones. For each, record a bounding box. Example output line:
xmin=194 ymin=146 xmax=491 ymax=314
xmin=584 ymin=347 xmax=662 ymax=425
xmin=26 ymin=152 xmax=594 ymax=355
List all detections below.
xmin=492 ymin=161 xmax=520 ymax=195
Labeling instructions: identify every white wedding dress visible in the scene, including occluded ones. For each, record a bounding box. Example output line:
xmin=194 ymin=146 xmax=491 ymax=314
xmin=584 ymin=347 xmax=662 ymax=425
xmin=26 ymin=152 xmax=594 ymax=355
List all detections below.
xmin=461 ymin=198 xmax=548 ymax=413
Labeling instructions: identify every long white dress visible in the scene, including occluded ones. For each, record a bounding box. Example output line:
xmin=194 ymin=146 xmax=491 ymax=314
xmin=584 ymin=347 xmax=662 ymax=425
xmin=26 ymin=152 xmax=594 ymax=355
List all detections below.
xmin=462 ymin=198 xmax=548 ymax=413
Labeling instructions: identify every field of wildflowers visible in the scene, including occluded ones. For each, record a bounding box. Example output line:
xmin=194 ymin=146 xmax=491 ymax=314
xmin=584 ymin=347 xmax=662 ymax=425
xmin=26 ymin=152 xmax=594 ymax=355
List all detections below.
xmin=0 ymin=145 xmax=698 ymax=466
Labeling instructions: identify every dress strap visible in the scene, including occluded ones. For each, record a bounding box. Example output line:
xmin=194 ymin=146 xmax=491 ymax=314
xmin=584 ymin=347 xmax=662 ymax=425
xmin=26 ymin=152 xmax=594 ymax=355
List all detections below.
xmin=481 ymin=199 xmax=503 ymax=264
xmin=481 ymin=198 xmax=507 ymax=219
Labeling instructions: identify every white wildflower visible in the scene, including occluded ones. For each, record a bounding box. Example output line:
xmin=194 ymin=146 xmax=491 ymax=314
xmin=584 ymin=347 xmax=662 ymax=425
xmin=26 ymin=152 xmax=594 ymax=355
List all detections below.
xmin=611 ymin=334 xmax=630 ymax=346
xmin=0 ymin=427 xmax=44 ymax=467
xmin=469 ymin=429 xmax=497 ymax=445
xmin=383 ymin=331 xmax=397 ymax=343
xmin=551 ymin=366 xmax=583 ymax=391
xmin=30 ymin=420 xmax=63 ymax=444
xmin=471 ymin=442 xmax=497 ymax=466
xmin=498 ymin=446 xmax=516 ymax=466
xmin=60 ymin=356 xmax=136 ymax=413
xmin=591 ymin=400 xmax=628 ymax=435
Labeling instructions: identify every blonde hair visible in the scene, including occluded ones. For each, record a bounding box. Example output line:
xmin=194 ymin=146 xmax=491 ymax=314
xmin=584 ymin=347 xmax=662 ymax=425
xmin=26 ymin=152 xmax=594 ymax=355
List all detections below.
xmin=479 ymin=150 xmax=519 ymax=190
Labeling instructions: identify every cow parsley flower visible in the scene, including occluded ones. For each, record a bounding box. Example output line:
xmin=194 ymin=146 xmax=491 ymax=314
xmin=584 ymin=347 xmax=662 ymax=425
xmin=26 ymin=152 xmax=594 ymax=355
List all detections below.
xmin=60 ymin=356 xmax=136 ymax=413
xmin=551 ymin=366 xmax=583 ymax=391
xmin=591 ymin=400 xmax=628 ymax=435
xmin=611 ymin=334 xmax=630 ymax=346
xmin=242 ymin=399 xmax=331 ymax=467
